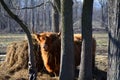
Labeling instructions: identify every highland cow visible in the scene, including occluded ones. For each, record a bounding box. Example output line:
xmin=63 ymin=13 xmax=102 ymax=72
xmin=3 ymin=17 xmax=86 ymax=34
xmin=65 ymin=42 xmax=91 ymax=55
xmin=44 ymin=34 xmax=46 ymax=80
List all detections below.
xmin=34 ymin=32 xmax=61 ymax=75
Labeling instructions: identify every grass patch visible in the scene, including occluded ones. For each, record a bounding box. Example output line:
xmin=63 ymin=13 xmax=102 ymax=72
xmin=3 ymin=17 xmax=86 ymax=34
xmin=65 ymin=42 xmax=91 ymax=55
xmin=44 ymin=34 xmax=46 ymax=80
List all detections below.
xmin=0 ymin=34 xmax=26 ymax=53
xmin=93 ymin=33 xmax=108 ymax=55
xmin=93 ymin=33 xmax=108 ymax=46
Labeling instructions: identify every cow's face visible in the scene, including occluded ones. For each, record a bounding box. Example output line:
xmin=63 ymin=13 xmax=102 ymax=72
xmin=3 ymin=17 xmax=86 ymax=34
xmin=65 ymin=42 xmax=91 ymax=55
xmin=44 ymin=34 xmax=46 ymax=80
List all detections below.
xmin=34 ymin=32 xmax=61 ymax=51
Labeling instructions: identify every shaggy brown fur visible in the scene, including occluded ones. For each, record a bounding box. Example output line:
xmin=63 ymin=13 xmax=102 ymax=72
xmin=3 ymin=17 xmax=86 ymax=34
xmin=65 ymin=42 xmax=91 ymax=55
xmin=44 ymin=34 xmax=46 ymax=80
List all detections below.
xmin=34 ymin=32 xmax=96 ymax=75
xmin=0 ymin=35 xmax=43 ymax=74
xmin=34 ymin=32 xmax=61 ymax=75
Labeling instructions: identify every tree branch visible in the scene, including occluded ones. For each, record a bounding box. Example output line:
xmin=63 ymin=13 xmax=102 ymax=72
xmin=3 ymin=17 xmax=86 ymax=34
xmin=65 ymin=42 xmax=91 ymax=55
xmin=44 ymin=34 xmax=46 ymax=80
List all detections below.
xmin=9 ymin=0 xmax=59 ymax=14
xmin=11 ymin=3 xmax=44 ymax=10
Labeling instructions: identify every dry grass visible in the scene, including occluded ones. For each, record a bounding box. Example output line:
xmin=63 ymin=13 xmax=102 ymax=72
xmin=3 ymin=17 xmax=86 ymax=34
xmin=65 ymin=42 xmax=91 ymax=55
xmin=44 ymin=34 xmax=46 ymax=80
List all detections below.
xmin=95 ymin=55 xmax=108 ymax=71
xmin=0 ymin=36 xmax=45 ymax=80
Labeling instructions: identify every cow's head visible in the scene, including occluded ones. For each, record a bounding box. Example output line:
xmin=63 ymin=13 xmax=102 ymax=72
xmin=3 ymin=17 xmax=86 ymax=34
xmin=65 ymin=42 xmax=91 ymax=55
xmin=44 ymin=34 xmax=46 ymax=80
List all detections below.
xmin=34 ymin=32 xmax=61 ymax=51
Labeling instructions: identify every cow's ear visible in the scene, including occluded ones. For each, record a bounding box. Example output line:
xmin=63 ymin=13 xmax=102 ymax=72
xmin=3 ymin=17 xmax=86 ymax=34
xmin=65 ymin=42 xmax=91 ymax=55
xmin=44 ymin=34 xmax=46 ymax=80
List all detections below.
xmin=34 ymin=34 xmax=41 ymax=41
xmin=57 ymin=32 xmax=61 ymax=37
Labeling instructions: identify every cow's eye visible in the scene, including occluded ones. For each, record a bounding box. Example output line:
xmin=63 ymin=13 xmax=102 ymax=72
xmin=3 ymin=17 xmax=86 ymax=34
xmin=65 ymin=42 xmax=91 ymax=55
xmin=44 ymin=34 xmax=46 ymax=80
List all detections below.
xmin=51 ymin=36 xmax=57 ymax=42
xmin=45 ymin=36 xmax=49 ymax=40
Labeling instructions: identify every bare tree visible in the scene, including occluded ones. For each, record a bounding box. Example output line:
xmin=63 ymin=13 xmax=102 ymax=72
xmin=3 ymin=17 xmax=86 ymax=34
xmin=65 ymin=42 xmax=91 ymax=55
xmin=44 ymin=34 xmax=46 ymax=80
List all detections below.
xmin=107 ymin=0 xmax=120 ymax=80
xmin=0 ymin=0 xmax=37 ymax=80
xmin=78 ymin=0 xmax=94 ymax=80
xmin=98 ymin=0 xmax=108 ymax=28
xmin=73 ymin=0 xmax=79 ymax=22
xmin=51 ymin=0 xmax=60 ymax=32
xmin=30 ymin=0 xmax=35 ymax=33
xmin=59 ymin=0 xmax=74 ymax=80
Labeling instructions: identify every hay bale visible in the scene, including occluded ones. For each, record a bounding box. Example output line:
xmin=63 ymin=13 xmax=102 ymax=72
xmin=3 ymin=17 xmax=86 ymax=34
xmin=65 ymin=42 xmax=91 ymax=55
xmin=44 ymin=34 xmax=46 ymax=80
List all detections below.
xmin=0 ymin=38 xmax=43 ymax=74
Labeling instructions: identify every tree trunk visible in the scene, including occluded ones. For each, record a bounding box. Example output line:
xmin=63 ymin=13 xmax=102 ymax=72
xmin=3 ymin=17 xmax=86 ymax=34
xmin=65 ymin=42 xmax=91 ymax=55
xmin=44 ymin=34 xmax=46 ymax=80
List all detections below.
xmin=52 ymin=8 xmax=59 ymax=32
xmin=78 ymin=0 xmax=94 ymax=80
xmin=52 ymin=0 xmax=60 ymax=32
xmin=107 ymin=0 xmax=120 ymax=80
xmin=59 ymin=0 xmax=74 ymax=80
xmin=0 ymin=0 xmax=37 ymax=80
xmin=30 ymin=0 xmax=35 ymax=33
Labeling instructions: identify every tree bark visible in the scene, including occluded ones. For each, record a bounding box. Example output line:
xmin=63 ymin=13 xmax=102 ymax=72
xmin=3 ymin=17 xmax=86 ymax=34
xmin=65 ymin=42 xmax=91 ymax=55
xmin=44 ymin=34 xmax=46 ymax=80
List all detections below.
xmin=107 ymin=0 xmax=120 ymax=80
xmin=59 ymin=0 xmax=74 ymax=80
xmin=78 ymin=0 xmax=94 ymax=80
